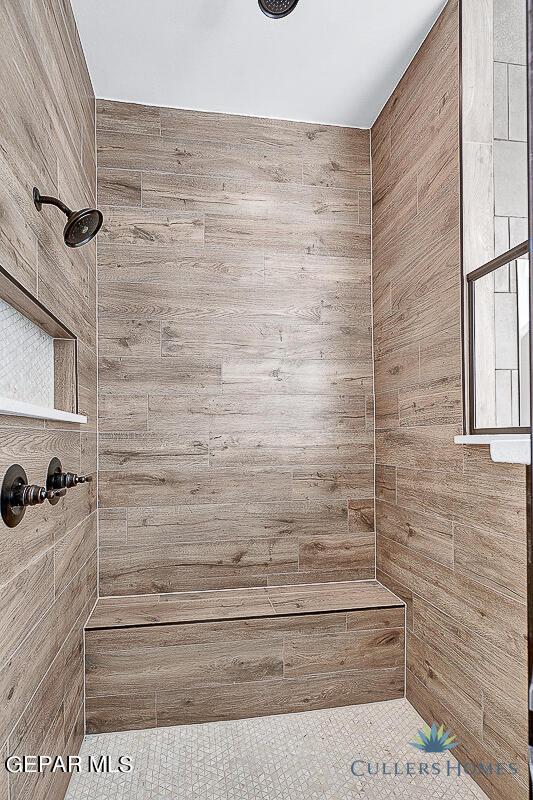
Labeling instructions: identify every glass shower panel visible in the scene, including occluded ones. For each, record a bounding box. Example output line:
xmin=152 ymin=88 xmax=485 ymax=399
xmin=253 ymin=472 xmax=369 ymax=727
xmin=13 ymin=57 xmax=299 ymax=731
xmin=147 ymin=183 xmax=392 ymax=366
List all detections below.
xmin=471 ymin=246 xmax=530 ymax=431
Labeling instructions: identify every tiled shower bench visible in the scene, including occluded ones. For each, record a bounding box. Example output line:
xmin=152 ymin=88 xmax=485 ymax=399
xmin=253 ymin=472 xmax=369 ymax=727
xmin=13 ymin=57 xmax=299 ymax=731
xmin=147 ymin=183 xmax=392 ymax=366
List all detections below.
xmin=84 ymin=581 xmax=405 ymax=733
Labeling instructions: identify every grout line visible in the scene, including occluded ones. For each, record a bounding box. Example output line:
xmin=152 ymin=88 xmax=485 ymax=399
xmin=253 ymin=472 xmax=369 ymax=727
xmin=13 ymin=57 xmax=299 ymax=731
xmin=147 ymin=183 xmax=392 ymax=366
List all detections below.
xmin=369 ymin=126 xmax=377 ymax=584
xmin=404 ymin=603 xmax=407 ymax=698
xmin=86 ymin=87 xmax=99 ymax=745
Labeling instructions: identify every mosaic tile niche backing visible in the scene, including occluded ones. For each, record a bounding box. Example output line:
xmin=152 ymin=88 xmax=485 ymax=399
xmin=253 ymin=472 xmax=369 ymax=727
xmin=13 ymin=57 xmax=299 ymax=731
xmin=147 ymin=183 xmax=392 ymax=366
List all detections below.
xmin=0 ymin=298 xmax=54 ymax=408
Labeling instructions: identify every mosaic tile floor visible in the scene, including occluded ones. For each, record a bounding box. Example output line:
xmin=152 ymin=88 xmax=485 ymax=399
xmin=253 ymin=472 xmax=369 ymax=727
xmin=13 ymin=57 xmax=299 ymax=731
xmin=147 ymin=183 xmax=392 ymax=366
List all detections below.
xmin=66 ymin=699 xmax=489 ymax=800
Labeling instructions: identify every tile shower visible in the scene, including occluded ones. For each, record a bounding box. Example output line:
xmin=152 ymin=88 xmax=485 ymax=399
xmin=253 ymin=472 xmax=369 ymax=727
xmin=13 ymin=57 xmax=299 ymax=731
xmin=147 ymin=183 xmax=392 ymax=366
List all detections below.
xmin=0 ymin=2 xmax=529 ymax=800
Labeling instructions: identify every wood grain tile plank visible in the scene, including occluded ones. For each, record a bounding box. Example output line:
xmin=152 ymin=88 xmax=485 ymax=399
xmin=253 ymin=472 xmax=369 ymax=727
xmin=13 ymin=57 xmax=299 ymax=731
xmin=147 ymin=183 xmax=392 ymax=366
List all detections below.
xmin=407 ymin=632 xmax=483 ymax=739
xmin=375 ymin=465 xmax=396 ymax=503
xmin=0 ymin=742 xmax=7 ymax=799
xmin=99 ymin=392 xmax=148 ymax=431
xmin=398 ymin=388 xmax=462 ymax=427
xmin=266 ymin=568 xmax=369 ymax=586
xmin=205 ymin=214 xmax=370 ymax=260
xmin=412 ymin=597 xmax=524 ymax=706
xmin=54 ymin=512 xmax=97 ymax=597
xmin=396 ymin=467 xmax=526 ymax=539
xmin=210 ymin=429 xmax=373 ymax=467
xmin=267 ymin=580 xmax=403 ymax=615
xmin=376 ymin=499 xmax=453 ymax=568
xmin=99 ymin=356 xmax=221 ymax=395
xmin=99 ymin=319 xmax=161 ymax=358
xmin=348 ymin=498 xmax=375 ymax=533
xmin=298 ymin=533 xmax=375 ymax=575
xmin=142 ymin=172 xmax=361 ymax=226
xmin=97 ymin=245 xmax=265 ymax=286
xmin=86 ymin=693 xmax=157 ymax=735
xmin=454 ymin=523 xmax=527 ymax=600
xmin=221 ymin=359 xmax=372 ymax=396
xmin=126 ymin=501 xmax=350 ymax=545
xmin=86 ymin=636 xmax=285 ymax=695
xmin=98 ymin=129 xmax=304 ymax=184
xmin=154 ymin=669 xmax=403 ymax=730
xmin=0 ymin=552 xmax=54 ymax=668
xmin=98 ymin=168 xmax=142 ymax=206
xmin=97 ymin=100 xmax=373 ymax=597
xmin=161 ymin=319 xmax=372 ymax=361
xmin=283 ymin=628 xmax=404 ymax=677
xmin=264 ymin=254 xmax=371 ymax=287
xmin=100 ymin=206 xmax=205 ymax=251
xmin=97 ymin=99 xmax=161 ymax=135
xmin=407 ymin=669 xmax=528 ymax=800
xmin=99 ymin=431 xmax=208 ymax=469
xmin=377 ymin=534 xmax=527 ymax=661
xmin=346 ymin=607 xmax=405 ymax=631
xmin=376 ymin=425 xmax=462 ymax=472
xmin=375 ymin=392 xmax=399 ymax=430
xmin=99 ymin=466 xmax=293 ymax=508
xmin=99 ymin=537 xmax=299 ymax=595
xmin=175 ymin=394 xmax=367 ymax=435
xmin=99 ymin=508 xmax=128 ymax=546
xmin=292 ymin=466 xmax=373 ymax=501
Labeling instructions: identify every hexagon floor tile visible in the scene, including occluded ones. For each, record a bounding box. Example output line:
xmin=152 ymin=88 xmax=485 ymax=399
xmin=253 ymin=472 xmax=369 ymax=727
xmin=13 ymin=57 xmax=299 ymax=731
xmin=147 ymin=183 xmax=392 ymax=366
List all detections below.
xmin=66 ymin=699 xmax=491 ymax=800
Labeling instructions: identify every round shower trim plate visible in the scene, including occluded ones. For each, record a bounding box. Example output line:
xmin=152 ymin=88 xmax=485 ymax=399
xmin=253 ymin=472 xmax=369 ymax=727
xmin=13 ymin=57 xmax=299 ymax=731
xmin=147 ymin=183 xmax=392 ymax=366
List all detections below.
xmin=258 ymin=0 xmax=300 ymax=19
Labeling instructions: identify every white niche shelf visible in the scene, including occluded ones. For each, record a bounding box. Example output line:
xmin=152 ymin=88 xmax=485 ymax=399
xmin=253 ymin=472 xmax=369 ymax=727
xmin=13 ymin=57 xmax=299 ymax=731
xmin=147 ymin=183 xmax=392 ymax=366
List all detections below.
xmin=455 ymin=434 xmax=531 ymax=465
xmin=0 ymin=266 xmax=87 ymax=425
xmin=0 ymin=397 xmax=87 ymax=424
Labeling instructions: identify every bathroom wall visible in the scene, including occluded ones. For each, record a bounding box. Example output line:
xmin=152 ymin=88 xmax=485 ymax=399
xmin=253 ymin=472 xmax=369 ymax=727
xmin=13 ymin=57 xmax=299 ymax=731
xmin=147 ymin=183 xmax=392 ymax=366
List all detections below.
xmin=372 ymin=1 xmax=528 ymax=799
xmin=96 ymin=100 xmax=374 ymax=596
xmin=0 ymin=2 xmax=97 ymax=799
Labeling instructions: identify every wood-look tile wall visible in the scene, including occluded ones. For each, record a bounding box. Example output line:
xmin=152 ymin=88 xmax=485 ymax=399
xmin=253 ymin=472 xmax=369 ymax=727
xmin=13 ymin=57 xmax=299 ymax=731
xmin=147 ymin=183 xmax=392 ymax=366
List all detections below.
xmin=0 ymin=2 xmax=97 ymax=798
xmin=372 ymin=2 xmax=528 ymax=799
xmin=85 ymin=605 xmax=405 ymax=733
xmin=96 ymin=101 xmax=374 ymax=596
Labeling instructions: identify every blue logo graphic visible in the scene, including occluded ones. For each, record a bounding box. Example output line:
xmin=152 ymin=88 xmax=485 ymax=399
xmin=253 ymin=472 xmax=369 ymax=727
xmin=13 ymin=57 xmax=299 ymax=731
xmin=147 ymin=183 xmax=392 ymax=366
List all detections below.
xmin=410 ymin=723 xmax=459 ymax=754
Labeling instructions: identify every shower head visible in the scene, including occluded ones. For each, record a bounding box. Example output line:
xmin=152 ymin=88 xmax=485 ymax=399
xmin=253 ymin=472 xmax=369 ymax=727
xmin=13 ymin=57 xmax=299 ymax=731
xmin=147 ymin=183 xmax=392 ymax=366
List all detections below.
xmin=33 ymin=187 xmax=103 ymax=248
xmin=63 ymin=207 xmax=103 ymax=248
xmin=258 ymin=0 xmax=300 ymax=19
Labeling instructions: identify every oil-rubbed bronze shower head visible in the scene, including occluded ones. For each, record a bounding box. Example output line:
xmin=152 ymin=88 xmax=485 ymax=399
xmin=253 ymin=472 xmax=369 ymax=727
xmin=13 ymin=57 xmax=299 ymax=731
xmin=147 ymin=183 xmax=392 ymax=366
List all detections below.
xmin=33 ymin=187 xmax=103 ymax=248
xmin=258 ymin=0 xmax=300 ymax=19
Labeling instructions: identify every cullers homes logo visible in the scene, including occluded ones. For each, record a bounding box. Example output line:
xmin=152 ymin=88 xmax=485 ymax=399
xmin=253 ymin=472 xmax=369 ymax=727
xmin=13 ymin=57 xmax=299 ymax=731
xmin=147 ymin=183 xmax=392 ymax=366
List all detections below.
xmin=351 ymin=722 xmax=519 ymax=780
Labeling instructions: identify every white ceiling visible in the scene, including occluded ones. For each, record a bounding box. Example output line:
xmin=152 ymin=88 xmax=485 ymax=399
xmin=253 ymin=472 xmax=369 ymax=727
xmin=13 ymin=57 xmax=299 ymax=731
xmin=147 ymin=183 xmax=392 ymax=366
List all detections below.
xmin=72 ymin=0 xmax=447 ymax=129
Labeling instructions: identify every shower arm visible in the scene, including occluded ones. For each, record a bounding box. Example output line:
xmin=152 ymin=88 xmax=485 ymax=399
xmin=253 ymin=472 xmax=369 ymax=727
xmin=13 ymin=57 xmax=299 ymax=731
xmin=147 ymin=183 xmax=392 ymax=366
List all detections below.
xmin=33 ymin=188 xmax=72 ymax=217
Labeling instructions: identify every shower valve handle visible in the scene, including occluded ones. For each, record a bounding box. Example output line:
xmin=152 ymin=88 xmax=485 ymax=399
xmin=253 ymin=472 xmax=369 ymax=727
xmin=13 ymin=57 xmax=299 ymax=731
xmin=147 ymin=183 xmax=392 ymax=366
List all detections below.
xmin=65 ymin=471 xmax=93 ymax=487
xmin=13 ymin=483 xmax=59 ymax=507
xmin=48 ymin=469 xmax=93 ymax=491
xmin=46 ymin=459 xmax=92 ymax=506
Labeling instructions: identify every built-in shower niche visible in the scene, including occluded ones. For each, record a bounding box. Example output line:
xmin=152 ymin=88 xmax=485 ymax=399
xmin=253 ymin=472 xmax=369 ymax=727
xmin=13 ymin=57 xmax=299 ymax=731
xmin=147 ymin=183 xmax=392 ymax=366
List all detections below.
xmin=0 ymin=267 xmax=86 ymax=424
